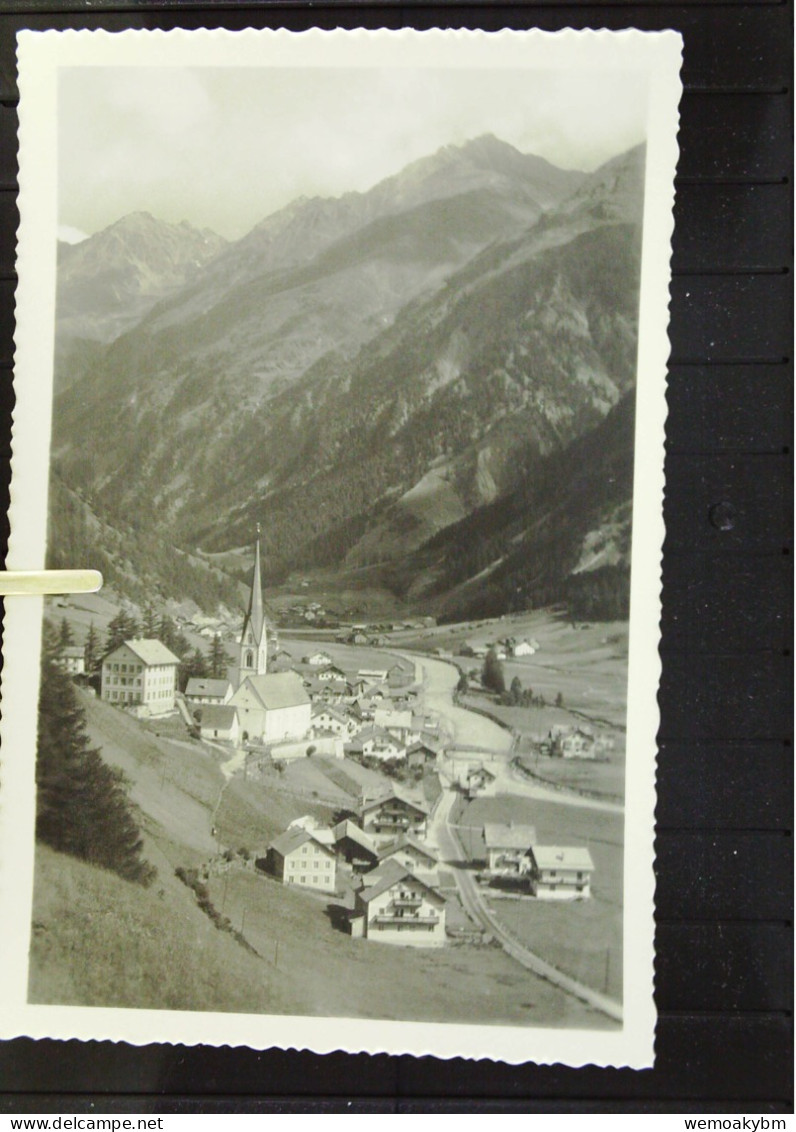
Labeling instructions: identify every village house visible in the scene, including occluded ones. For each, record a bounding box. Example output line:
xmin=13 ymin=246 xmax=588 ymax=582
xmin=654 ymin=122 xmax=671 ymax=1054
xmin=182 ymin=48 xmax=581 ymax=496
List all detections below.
xmin=376 ymin=832 xmax=438 ymax=876
xmin=511 ymin=639 xmax=538 ymax=658
xmin=229 ymin=671 xmax=312 ymax=744
xmin=387 ymin=663 xmax=414 ymax=689
xmin=57 ymin=644 xmax=85 ymax=676
xmin=483 ymin=822 xmax=537 ymax=876
xmin=332 ymin=819 xmax=379 ymax=873
xmin=311 ymin=704 xmax=358 ymax=738
xmin=196 ymin=704 xmax=240 ymax=744
xmin=529 ymin=846 xmax=595 ymax=899
xmin=350 ymin=860 xmax=446 ymax=947
xmin=266 ymin=826 xmax=337 ymax=892
xmin=373 ymin=707 xmax=414 ymax=744
xmin=101 ymin=638 xmax=180 ymax=714
xmin=406 ymin=741 xmax=438 ymax=770
xmin=306 ymin=677 xmax=348 ymax=704
xmin=359 ymin=788 xmax=429 ymax=846
xmin=358 ymin=668 xmax=388 ymax=685
xmin=464 ymin=764 xmax=497 ymax=798
xmin=315 ymin=664 xmax=347 ymax=682
xmin=185 ymin=676 xmax=233 ymax=705
xmin=552 ymin=726 xmax=598 ymax=759
xmin=302 ymin=651 xmax=333 ymax=666
xmin=346 ymin=725 xmax=406 ymax=762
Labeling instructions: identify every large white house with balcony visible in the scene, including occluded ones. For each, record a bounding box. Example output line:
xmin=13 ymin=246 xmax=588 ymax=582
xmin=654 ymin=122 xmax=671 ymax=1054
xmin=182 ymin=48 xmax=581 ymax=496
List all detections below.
xmin=350 ymin=860 xmax=446 ymax=947
xmin=359 ymin=787 xmax=429 ymax=847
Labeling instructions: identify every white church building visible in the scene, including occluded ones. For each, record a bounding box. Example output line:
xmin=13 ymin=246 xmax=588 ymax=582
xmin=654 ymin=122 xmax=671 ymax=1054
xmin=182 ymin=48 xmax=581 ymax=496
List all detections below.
xmin=226 ymin=532 xmax=311 ymax=745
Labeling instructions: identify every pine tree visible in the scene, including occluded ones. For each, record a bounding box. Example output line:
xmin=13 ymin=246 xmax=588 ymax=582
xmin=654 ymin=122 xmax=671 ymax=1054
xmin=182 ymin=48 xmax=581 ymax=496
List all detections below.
xmin=105 ymin=610 xmax=128 ymax=653
xmin=84 ymin=622 xmax=100 ymax=672
xmin=482 ymin=647 xmax=506 ymax=695
xmin=142 ymin=602 xmax=159 ymax=638
xmin=36 ymin=629 xmax=155 ymax=886
xmin=208 ymin=634 xmax=227 ymax=679
xmin=157 ymin=614 xmax=177 ymax=652
xmin=179 ymin=647 xmax=208 ymax=691
xmin=58 ymin=617 xmax=74 ymax=649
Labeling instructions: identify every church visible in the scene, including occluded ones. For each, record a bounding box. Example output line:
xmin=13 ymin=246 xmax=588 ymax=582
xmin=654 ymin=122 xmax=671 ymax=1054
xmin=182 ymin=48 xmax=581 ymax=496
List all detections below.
xmin=227 ymin=533 xmax=311 ymax=745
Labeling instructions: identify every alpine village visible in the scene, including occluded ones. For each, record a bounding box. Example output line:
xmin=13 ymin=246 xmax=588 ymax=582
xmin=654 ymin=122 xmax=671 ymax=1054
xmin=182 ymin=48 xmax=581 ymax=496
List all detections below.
xmin=34 ymin=132 xmax=636 ymax=1029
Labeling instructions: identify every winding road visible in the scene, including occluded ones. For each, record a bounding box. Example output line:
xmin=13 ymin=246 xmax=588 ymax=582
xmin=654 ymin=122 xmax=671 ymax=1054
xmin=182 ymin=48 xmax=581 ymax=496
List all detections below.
xmin=410 ymin=653 xmax=624 ymax=1023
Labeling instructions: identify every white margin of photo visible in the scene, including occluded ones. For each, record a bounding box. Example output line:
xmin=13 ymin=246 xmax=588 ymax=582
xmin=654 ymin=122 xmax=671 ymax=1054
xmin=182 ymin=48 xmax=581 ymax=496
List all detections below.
xmin=1 ymin=26 xmax=682 ymax=1068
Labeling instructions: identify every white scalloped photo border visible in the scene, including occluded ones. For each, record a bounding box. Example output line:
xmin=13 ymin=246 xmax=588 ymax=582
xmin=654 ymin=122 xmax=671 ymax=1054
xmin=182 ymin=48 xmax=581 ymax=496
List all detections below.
xmin=2 ymin=25 xmax=682 ymax=1068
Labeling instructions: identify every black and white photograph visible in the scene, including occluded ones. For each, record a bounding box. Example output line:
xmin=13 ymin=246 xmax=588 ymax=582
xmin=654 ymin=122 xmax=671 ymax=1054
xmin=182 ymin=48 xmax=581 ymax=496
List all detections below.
xmin=1 ymin=27 xmax=682 ymax=1066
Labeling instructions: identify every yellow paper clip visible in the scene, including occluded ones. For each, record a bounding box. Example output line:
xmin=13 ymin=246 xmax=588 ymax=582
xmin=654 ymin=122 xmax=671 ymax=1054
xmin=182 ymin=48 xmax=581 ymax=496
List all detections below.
xmin=0 ymin=569 xmax=103 ymax=596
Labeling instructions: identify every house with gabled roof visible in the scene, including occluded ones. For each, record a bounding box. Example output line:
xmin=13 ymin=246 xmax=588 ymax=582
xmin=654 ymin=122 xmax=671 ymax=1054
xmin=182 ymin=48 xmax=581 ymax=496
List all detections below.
xmin=373 ymin=707 xmax=413 ymax=743
xmin=406 ymin=741 xmax=438 ymax=770
xmin=316 ymin=664 xmax=347 ymax=682
xmin=529 ymin=846 xmax=595 ymax=899
xmin=359 ymin=787 xmax=429 ymax=845
xmin=229 ymin=670 xmax=311 ymax=744
xmin=266 ymin=826 xmax=337 ymax=892
xmin=57 ymin=644 xmax=86 ymax=676
xmin=346 ymin=726 xmax=406 ymax=762
xmin=311 ymin=704 xmax=358 ymax=738
xmin=483 ymin=822 xmax=537 ymax=875
xmin=185 ymin=676 xmax=233 ymax=706
xmin=376 ymin=832 xmax=438 ymax=876
xmin=350 ymin=860 xmax=445 ymax=947
xmin=196 ymin=704 xmax=240 ymax=744
xmin=332 ymin=819 xmax=379 ymax=873
xmin=303 ymin=651 xmax=333 ymax=667
xmin=101 ymin=638 xmax=180 ymax=714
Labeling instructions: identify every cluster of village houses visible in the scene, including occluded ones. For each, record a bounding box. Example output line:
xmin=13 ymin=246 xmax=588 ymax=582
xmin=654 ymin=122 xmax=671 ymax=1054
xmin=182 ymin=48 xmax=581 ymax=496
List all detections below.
xmin=259 ymin=800 xmax=594 ymax=947
xmin=57 ymin=537 xmax=598 ymax=946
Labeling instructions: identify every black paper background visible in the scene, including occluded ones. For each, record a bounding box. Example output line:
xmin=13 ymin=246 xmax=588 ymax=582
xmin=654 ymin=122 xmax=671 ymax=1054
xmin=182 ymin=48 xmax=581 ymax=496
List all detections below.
xmin=0 ymin=1 xmax=791 ymax=1113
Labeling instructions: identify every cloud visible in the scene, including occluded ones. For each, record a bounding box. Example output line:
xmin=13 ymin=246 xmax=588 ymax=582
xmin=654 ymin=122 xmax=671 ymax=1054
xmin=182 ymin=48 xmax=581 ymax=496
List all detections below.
xmin=58 ymin=66 xmax=648 ymax=240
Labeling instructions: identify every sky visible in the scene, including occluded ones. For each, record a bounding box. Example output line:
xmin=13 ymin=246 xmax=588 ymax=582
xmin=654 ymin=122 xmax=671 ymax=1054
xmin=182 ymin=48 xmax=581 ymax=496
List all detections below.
xmin=58 ymin=66 xmax=649 ymax=242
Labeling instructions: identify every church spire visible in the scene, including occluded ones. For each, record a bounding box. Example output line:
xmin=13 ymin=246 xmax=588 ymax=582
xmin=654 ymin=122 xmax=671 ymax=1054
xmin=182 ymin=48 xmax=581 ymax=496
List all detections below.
xmin=237 ymin=524 xmax=268 ymax=682
xmin=244 ymin=524 xmax=265 ymax=644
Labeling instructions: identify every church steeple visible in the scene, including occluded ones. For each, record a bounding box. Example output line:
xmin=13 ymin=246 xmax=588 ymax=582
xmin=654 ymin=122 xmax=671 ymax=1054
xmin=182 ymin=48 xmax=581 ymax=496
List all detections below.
xmin=238 ymin=525 xmax=268 ymax=681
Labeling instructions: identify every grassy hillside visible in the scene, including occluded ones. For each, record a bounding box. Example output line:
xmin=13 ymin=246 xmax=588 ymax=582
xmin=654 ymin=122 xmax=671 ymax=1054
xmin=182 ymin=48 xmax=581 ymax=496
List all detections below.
xmin=29 ymin=844 xmax=304 ymax=1014
xmin=28 ymin=690 xmax=608 ymax=1028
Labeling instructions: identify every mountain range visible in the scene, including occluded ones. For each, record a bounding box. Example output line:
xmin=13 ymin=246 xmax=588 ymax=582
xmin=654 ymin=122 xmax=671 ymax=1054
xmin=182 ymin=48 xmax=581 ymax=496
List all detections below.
xmin=50 ymin=133 xmax=645 ymax=618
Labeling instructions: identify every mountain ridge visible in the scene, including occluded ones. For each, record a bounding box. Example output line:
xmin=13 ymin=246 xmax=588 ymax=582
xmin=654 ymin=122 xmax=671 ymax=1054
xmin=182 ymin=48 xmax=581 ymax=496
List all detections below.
xmin=51 ymin=135 xmax=645 ymax=619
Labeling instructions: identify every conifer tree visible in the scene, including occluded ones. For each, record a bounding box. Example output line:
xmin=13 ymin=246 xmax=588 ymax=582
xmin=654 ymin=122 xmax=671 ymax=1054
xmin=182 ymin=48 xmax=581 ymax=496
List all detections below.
xmin=105 ymin=610 xmax=128 ymax=653
xmin=36 ymin=628 xmax=155 ymax=886
xmin=84 ymin=622 xmax=100 ymax=672
xmin=58 ymin=617 xmax=74 ymax=649
xmin=105 ymin=609 xmax=139 ymax=652
xmin=179 ymin=647 xmax=208 ymax=691
xmin=482 ymin=647 xmax=506 ymax=695
xmin=142 ymin=602 xmax=159 ymax=638
xmin=157 ymin=613 xmax=177 ymax=652
xmin=207 ymin=634 xmax=227 ymax=679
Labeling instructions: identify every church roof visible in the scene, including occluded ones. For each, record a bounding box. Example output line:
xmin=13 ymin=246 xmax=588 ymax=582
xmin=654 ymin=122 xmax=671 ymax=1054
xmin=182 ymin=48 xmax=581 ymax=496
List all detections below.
xmin=243 ymin=671 xmax=311 ymax=710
